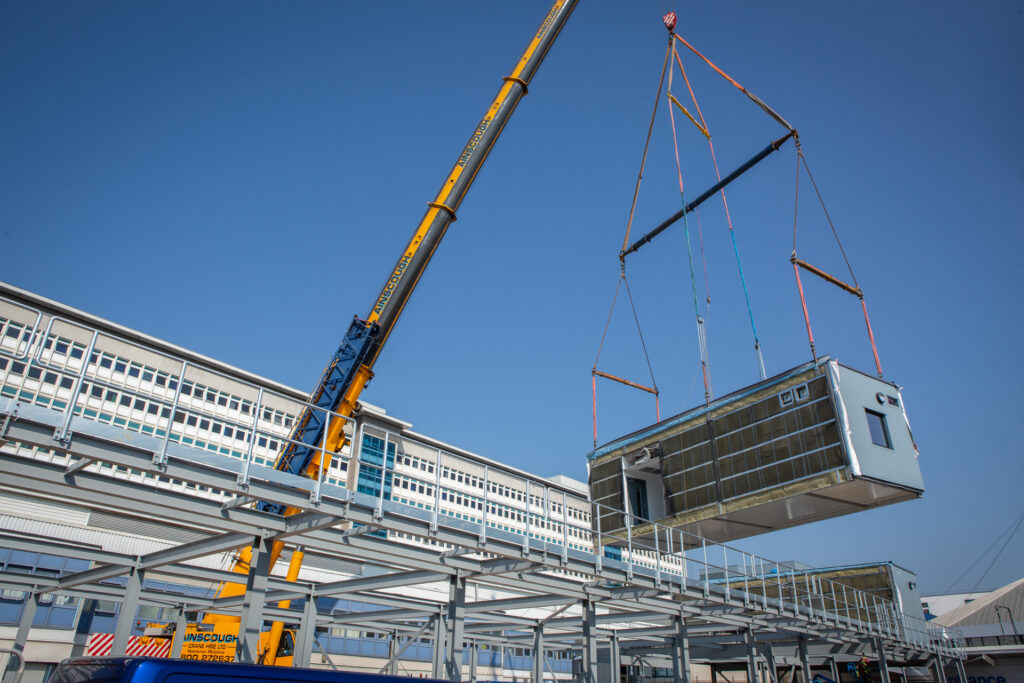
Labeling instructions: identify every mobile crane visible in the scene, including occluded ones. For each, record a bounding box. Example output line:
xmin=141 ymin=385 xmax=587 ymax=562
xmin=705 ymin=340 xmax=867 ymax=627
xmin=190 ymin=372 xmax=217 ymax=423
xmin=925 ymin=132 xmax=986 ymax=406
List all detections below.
xmin=161 ymin=0 xmax=580 ymax=666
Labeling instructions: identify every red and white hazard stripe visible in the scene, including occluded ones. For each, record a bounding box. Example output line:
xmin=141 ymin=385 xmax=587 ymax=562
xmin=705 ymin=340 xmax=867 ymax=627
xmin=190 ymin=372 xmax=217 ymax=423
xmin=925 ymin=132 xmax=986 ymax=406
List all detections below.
xmin=86 ymin=633 xmax=171 ymax=658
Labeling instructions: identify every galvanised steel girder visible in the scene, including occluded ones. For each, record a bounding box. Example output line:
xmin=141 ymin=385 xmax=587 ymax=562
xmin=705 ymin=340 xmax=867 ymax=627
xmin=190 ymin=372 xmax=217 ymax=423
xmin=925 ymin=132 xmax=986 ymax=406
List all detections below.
xmin=0 ymin=530 xmax=133 ymax=568
xmin=56 ymin=531 xmax=262 ymax=590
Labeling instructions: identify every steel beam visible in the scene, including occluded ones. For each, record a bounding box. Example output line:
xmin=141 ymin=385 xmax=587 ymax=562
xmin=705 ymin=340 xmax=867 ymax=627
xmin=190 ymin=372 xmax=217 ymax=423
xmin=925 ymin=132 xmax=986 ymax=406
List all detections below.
xmin=58 ymin=531 xmax=257 ymax=591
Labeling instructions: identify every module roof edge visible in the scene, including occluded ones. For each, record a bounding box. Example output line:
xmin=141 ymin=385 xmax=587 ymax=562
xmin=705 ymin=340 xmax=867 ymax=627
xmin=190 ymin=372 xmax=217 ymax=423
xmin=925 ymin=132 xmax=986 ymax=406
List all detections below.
xmin=586 ymin=357 xmax=830 ymax=461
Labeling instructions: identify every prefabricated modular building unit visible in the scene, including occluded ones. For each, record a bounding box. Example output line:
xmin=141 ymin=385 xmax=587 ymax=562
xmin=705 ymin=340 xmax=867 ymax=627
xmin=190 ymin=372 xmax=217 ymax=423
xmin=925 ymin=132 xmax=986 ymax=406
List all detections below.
xmin=587 ymin=358 xmax=924 ymax=545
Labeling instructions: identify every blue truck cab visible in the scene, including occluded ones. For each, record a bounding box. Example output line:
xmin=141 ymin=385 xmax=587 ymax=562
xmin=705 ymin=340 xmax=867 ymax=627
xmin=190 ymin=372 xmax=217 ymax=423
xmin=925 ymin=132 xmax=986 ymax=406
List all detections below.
xmin=51 ymin=658 xmax=447 ymax=683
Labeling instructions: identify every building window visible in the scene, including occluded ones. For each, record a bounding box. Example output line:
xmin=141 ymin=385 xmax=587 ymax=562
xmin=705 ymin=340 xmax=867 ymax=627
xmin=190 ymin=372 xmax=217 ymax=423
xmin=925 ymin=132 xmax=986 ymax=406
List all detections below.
xmin=865 ymin=409 xmax=892 ymax=449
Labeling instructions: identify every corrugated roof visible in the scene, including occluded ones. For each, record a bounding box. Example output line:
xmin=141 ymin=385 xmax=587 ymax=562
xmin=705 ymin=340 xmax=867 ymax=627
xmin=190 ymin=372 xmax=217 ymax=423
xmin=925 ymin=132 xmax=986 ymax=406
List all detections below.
xmin=934 ymin=577 xmax=1024 ymax=627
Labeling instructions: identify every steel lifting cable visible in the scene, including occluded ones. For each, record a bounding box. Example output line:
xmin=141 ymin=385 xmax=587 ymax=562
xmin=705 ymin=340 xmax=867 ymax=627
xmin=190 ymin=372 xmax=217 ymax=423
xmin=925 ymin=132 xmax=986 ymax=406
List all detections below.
xmin=666 ymin=50 xmax=713 ymax=405
xmin=791 ymin=144 xmax=884 ymax=377
xmin=672 ymin=45 xmax=767 ymax=380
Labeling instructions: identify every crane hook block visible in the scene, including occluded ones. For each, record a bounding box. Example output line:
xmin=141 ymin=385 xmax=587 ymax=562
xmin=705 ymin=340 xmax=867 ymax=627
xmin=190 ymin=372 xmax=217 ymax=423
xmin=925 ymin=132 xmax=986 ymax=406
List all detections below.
xmin=663 ymin=12 xmax=677 ymax=31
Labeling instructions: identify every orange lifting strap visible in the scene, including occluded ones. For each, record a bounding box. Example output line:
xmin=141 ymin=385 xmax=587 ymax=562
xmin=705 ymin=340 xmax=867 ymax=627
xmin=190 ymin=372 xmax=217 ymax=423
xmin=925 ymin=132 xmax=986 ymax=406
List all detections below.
xmin=792 ymin=146 xmax=884 ymax=378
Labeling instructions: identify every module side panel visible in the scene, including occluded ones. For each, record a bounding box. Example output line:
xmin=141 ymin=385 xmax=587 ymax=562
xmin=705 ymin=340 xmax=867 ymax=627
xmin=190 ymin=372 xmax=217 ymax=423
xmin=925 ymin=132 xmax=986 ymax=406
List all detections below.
xmin=831 ymin=364 xmax=924 ymax=492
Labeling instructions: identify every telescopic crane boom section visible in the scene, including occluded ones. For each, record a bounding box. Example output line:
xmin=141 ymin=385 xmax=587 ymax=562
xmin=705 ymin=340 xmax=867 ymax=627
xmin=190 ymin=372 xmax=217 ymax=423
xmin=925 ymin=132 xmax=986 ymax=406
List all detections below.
xmin=206 ymin=0 xmax=580 ymax=659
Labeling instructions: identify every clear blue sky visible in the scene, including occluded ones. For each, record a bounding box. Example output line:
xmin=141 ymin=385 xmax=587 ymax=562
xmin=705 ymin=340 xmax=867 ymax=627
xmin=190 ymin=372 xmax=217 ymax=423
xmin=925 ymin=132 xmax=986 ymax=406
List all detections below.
xmin=3 ymin=1 xmax=1022 ymax=595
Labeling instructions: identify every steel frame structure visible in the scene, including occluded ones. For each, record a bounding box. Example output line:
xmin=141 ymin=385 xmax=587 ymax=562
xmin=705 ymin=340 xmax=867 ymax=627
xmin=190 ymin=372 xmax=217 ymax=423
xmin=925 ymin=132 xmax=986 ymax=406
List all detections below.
xmin=0 ymin=291 xmax=966 ymax=683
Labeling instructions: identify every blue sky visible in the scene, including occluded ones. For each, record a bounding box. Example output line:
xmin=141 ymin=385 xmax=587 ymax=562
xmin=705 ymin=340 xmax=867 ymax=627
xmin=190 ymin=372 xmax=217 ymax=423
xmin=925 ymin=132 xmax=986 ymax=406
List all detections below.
xmin=2 ymin=1 xmax=1022 ymax=595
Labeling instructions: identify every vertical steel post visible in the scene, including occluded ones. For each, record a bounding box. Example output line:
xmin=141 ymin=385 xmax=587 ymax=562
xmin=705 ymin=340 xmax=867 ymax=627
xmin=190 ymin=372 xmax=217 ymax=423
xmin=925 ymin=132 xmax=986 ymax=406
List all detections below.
xmin=388 ymin=631 xmax=400 ymax=676
xmin=874 ymin=637 xmax=890 ymax=683
xmin=170 ymin=607 xmax=187 ymax=658
xmin=112 ymin=567 xmax=144 ymax=656
xmin=311 ymin=414 xmax=329 ymax=505
xmin=237 ymin=387 xmax=264 ymax=488
xmin=432 ymin=448 xmax=443 ymax=532
xmin=672 ymin=617 xmax=691 ymax=683
xmin=703 ymin=541 xmax=710 ymax=598
xmin=376 ymin=432 xmax=389 ymax=520
xmin=654 ymin=524 xmax=662 ymax=587
xmin=154 ymin=360 xmax=188 ymax=467
xmin=295 ymin=591 xmax=317 ymax=668
xmin=525 ymin=480 xmax=532 ymax=554
xmin=581 ymin=599 xmax=598 ymax=683
xmin=932 ymin=657 xmax=948 ymax=683
xmin=431 ymin=614 xmax=445 ymax=679
xmin=446 ymin=575 xmax=466 ymax=681
xmin=1 ymin=592 xmax=39 ymax=683
xmin=469 ymin=641 xmax=479 ymax=683
xmin=798 ymin=637 xmax=812 ymax=683
xmin=954 ymin=658 xmax=967 ymax=683
xmin=482 ymin=466 xmax=490 ymax=543
xmin=54 ymin=330 xmax=98 ymax=444
xmin=762 ymin=644 xmax=779 ymax=683
xmin=610 ymin=632 xmax=621 ymax=683
xmin=533 ymin=625 xmax=544 ymax=683
xmin=828 ymin=657 xmax=840 ymax=683
xmin=236 ymin=535 xmax=272 ymax=663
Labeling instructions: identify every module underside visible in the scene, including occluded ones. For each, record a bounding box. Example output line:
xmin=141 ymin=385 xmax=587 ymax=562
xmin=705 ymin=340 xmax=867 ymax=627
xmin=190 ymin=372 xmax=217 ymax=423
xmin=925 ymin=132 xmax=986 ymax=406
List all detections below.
xmin=588 ymin=358 xmax=923 ymax=546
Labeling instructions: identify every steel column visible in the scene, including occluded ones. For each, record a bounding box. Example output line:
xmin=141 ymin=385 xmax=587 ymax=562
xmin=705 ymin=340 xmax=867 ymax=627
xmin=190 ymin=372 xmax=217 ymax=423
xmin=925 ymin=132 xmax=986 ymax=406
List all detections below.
xmin=874 ymin=637 xmax=890 ymax=683
xmin=469 ymin=641 xmax=478 ymax=682
xmin=932 ymin=656 xmax=948 ymax=683
xmin=295 ymin=593 xmax=316 ymax=668
xmin=581 ymin=599 xmax=598 ymax=683
xmin=610 ymin=632 xmax=621 ymax=683
xmin=762 ymin=644 xmax=778 ymax=683
xmin=388 ymin=631 xmax=400 ymax=676
xmin=744 ymin=629 xmax=759 ymax=683
xmin=170 ymin=608 xmax=188 ymax=658
xmin=236 ymin=536 xmax=272 ymax=663
xmin=954 ymin=658 xmax=968 ymax=683
xmin=1 ymin=592 xmax=39 ymax=683
xmin=112 ymin=567 xmax=144 ymax=656
xmin=445 ymin=574 xmax=467 ymax=681
xmin=672 ymin=617 xmax=692 ymax=683
xmin=829 ymin=657 xmax=840 ymax=683
xmin=799 ymin=637 xmax=812 ymax=683
xmin=432 ymin=615 xmax=445 ymax=679
xmin=533 ymin=625 xmax=545 ymax=683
